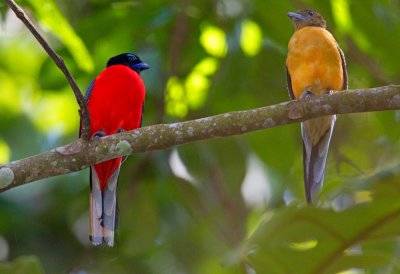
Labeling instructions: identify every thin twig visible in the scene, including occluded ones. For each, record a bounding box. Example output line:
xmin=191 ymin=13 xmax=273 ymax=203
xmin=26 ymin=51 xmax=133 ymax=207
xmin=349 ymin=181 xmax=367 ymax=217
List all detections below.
xmin=3 ymin=0 xmax=91 ymax=140
xmin=0 ymin=85 xmax=400 ymax=193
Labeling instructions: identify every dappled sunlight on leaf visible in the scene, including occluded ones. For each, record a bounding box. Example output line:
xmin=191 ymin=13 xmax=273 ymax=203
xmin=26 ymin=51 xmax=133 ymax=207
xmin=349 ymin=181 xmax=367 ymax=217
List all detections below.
xmin=193 ymin=57 xmax=219 ymax=76
xmin=0 ymin=72 xmax=40 ymax=119
xmin=0 ymin=72 xmax=21 ymax=115
xmin=166 ymin=101 xmax=188 ymax=118
xmin=26 ymin=0 xmax=94 ymax=72
xmin=240 ymin=19 xmax=263 ymax=57
xmin=0 ymin=42 xmax=44 ymax=76
xmin=331 ymin=0 xmax=371 ymax=51
xmin=199 ymin=24 xmax=228 ymax=58
xmin=165 ymin=77 xmax=188 ymax=118
xmin=353 ymin=190 xmax=372 ymax=204
xmin=29 ymin=91 xmax=78 ymax=136
xmin=336 ymin=270 xmax=363 ymax=274
xmin=288 ymin=238 xmax=318 ymax=251
xmin=166 ymin=76 xmax=185 ymax=101
xmin=165 ymin=57 xmax=219 ymax=118
xmin=185 ymin=71 xmax=209 ymax=109
xmin=0 ymin=139 xmax=11 ymax=163
xmin=331 ymin=0 xmax=352 ymax=32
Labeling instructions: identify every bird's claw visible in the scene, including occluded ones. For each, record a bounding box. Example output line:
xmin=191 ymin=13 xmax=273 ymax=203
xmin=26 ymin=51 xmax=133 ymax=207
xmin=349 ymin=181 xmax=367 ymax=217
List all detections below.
xmin=92 ymin=130 xmax=105 ymax=139
xmin=301 ymin=90 xmax=313 ymax=100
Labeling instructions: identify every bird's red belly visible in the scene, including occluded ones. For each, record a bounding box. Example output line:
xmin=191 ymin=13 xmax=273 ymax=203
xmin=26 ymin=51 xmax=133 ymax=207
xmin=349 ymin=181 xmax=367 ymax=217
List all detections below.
xmin=87 ymin=66 xmax=145 ymax=136
xmin=86 ymin=65 xmax=145 ymax=190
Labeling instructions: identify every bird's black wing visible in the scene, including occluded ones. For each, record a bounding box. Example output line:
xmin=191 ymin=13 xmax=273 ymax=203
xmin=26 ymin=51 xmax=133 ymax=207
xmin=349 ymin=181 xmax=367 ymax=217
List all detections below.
xmin=79 ymin=80 xmax=95 ymax=138
xmin=286 ymin=66 xmax=296 ymax=100
xmin=337 ymin=46 xmax=348 ymax=90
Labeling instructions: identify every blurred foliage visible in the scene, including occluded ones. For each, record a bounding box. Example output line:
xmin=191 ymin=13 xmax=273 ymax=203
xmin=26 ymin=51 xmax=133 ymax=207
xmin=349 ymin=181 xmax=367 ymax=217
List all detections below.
xmin=0 ymin=255 xmax=44 ymax=274
xmin=0 ymin=0 xmax=400 ymax=273
xmin=245 ymin=178 xmax=400 ymax=274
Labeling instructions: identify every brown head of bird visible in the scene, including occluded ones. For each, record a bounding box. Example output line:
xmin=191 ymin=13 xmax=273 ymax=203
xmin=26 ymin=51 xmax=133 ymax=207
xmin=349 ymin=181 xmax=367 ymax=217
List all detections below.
xmin=288 ymin=9 xmax=326 ymax=30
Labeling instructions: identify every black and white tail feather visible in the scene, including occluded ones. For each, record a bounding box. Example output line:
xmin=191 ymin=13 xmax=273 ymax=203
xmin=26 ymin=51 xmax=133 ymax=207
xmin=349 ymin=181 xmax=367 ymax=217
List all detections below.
xmin=89 ymin=165 xmax=120 ymax=246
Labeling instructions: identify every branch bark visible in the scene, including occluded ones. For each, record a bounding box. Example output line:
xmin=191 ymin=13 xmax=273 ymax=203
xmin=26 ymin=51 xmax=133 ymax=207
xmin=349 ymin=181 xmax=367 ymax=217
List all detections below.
xmin=4 ymin=0 xmax=91 ymax=140
xmin=0 ymin=85 xmax=399 ymax=192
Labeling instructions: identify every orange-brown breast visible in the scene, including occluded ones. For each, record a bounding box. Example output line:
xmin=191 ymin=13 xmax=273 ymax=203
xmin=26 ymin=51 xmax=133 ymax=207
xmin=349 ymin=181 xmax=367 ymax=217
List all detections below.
xmin=286 ymin=26 xmax=345 ymax=99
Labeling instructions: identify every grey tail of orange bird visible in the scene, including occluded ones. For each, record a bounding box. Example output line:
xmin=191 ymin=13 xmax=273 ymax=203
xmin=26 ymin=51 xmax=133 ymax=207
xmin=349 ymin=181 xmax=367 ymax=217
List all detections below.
xmin=301 ymin=116 xmax=336 ymax=204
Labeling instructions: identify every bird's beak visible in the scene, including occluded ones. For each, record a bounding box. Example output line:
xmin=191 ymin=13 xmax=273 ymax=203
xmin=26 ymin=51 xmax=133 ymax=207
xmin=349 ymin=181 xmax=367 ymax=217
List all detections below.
xmin=288 ymin=12 xmax=307 ymax=21
xmin=131 ymin=62 xmax=149 ymax=72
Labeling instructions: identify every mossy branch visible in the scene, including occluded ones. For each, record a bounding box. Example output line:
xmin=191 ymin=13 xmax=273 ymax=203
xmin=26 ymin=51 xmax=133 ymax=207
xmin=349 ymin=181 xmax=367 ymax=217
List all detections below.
xmin=0 ymin=85 xmax=400 ymax=193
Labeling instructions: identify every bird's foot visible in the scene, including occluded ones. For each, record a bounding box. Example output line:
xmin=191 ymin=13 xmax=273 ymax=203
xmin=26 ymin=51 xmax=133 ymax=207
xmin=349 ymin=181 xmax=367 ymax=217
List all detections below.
xmin=92 ymin=130 xmax=105 ymax=139
xmin=117 ymin=129 xmax=125 ymax=136
xmin=326 ymin=90 xmax=334 ymax=95
xmin=301 ymin=90 xmax=313 ymax=100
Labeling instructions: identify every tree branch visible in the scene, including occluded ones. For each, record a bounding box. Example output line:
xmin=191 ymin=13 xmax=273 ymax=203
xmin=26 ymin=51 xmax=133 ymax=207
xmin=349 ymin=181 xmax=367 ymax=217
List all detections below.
xmin=0 ymin=85 xmax=399 ymax=192
xmin=3 ymin=0 xmax=91 ymax=140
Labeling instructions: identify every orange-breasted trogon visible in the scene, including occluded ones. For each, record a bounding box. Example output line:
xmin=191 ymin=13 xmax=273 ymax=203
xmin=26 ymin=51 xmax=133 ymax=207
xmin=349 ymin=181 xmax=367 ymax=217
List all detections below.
xmin=286 ymin=9 xmax=347 ymax=204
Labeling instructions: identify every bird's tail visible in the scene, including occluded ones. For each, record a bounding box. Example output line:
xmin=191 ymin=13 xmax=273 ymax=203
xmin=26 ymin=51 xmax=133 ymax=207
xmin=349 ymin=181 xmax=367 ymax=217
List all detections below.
xmin=301 ymin=115 xmax=336 ymax=204
xmin=89 ymin=159 xmax=121 ymax=246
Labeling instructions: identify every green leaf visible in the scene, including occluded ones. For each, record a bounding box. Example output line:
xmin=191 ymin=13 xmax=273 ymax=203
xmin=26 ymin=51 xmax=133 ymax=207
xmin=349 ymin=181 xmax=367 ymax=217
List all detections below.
xmin=327 ymin=253 xmax=396 ymax=273
xmin=0 ymin=255 xmax=45 ymax=274
xmin=244 ymin=181 xmax=400 ymax=274
xmin=25 ymin=0 xmax=94 ymax=72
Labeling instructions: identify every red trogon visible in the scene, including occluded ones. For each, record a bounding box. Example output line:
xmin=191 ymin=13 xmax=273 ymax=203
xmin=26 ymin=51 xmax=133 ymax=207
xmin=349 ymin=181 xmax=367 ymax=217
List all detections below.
xmin=286 ymin=9 xmax=348 ymax=204
xmin=81 ymin=53 xmax=149 ymax=246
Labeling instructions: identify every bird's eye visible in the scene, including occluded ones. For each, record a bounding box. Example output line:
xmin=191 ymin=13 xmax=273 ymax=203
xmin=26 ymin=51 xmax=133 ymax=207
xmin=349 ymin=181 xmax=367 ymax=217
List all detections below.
xmin=92 ymin=130 xmax=105 ymax=139
xmin=308 ymin=11 xmax=314 ymax=16
xmin=127 ymin=54 xmax=137 ymax=61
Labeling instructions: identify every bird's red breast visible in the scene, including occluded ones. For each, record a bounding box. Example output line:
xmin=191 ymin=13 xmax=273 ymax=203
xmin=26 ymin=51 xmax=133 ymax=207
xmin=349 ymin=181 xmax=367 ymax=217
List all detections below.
xmin=87 ymin=64 xmax=145 ymax=136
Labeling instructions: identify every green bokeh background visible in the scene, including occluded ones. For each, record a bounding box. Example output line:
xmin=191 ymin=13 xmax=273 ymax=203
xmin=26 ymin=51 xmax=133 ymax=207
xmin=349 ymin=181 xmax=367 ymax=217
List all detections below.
xmin=1 ymin=0 xmax=400 ymax=273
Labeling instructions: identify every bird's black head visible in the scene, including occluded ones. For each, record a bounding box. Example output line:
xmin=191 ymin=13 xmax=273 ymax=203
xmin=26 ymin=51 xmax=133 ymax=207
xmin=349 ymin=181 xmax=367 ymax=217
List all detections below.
xmin=106 ymin=53 xmax=149 ymax=74
xmin=288 ymin=9 xmax=326 ymax=30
